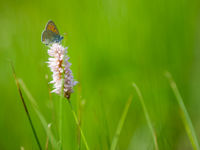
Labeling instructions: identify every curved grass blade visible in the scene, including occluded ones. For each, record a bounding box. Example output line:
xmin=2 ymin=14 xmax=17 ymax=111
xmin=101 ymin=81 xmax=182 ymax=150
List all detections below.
xmin=132 ymin=83 xmax=159 ymax=150
xmin=68 ymin=100 xmax=90 ymax=150
xmin=11 ymin=64 xmax=42 ymax=150
xmin=45 ymin=124 xmax=51 ymax=150
xmin=165 ymin=71 xmax=200 ymax=150
xmin=110 ymin=95 xmax=133 ymax=150
xmin=18 ymin=79 xmax=59 ymax=150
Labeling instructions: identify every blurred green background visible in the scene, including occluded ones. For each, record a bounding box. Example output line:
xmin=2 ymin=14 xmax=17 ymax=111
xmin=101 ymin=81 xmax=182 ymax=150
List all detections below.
xmin=1 ymin=0 xmax=200 ymax=149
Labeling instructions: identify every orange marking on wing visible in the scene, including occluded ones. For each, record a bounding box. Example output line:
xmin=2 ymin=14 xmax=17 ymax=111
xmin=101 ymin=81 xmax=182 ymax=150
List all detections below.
xmin=47 ymin=23 xmax=59 ymax=34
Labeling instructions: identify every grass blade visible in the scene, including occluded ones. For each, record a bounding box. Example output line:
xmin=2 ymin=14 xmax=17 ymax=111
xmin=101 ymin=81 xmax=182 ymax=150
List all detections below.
xmin=165 ymin=71 xmax=200 ymax=150
xmin=132 ymin=83 xmax=159 ymax=150
xmin=68 ymin=100 xmax=90 ymax=150
xmin=110 ymin=95 xmax=133 ymax=150
xmin=11 ymin=64 xmax=42 ymax=150
xmin=18 ymin=79 xmax=59 ymax=150
xmin=45 ymin=124 xmax=51 ymax=150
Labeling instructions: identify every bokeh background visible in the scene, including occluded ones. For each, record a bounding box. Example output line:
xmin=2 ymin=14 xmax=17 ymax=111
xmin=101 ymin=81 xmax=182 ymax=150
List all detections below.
xmin=0 ymin=0 xmax=200 ymax=149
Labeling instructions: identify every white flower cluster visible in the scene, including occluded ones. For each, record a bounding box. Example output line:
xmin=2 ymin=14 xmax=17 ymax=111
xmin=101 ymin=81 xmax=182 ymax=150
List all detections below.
xmin=47 ymin=43 xmax=77 ymax=99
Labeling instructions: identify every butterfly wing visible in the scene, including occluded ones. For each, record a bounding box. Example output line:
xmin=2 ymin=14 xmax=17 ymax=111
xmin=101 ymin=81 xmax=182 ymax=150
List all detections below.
xmin=41 ymin=30 xmax=49 ymax=45
xmin=46 ymin=20 xmax=60 ymax=35
xmin=42 ymin=30 xmax=63 ymax=45
xmin=41 ymin=30 xmax=54 ymax=45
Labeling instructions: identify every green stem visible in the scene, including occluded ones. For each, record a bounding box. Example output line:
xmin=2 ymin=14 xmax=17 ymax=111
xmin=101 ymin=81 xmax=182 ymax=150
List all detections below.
xmin=165 ymin=72 xmax=200 ymax=150
xmin=59 ymin=81 xmax=64 ymax=150
xmin=132 ymin=83 xmax=159 ymax=150
xmin=110 ymin=95 xmax=133 ymax=150
xmin=68 ymin=100 xmax=90 ymax=150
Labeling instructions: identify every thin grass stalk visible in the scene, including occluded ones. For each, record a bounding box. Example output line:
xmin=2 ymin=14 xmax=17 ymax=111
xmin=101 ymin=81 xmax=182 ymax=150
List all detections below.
xmin=45 ymin=124 xmax=51 ymax=150
xmin=110 ymin=95 xmax=133 ymax=150
xmin=132 ymin=83 xmax=159 ymax=150
xmin=77 ymin=102 xmax=82 ymax=150
xmin=11 ymin=64 xmax=42 ymax=150
xmin=68 ymin=100 xmax=90 ymax=150
xmin=18 ymin=79 xmax=59 ymax=150
xmin=76 ymin=90 xmax=82 ymax=150
xmin=165 ymin=72 xmax=200 ymax=150
xmin=45 ymin=134 xmax=49 ymax=150
xmin=59 ymin=81 xmax=64 ymax=150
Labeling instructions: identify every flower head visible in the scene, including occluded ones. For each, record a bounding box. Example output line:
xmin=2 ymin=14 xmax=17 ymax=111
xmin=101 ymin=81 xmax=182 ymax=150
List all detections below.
xmin=47 ymin=43 xmax=77 ymax=99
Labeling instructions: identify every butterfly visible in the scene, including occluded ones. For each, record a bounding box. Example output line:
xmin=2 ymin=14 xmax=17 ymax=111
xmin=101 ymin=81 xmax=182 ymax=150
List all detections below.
xmin=41 ymin=20 xmax=63 ymax=45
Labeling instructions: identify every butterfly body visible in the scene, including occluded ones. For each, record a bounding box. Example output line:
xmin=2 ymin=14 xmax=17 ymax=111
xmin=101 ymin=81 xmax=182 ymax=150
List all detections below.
xmin=41 ymin=20 xmax=63 ymax=45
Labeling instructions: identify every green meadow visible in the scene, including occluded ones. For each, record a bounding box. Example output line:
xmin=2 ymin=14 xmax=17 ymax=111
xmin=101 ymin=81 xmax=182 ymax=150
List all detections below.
xmin=0 ymin=0 xmax=200 ymax=149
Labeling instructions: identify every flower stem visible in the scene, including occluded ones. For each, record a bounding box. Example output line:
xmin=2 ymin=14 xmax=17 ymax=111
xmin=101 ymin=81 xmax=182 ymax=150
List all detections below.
xmin=59 ymin=82 xmax=64 ymax=150
xmin=67 ymin=100 xmax=90 ymax=150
